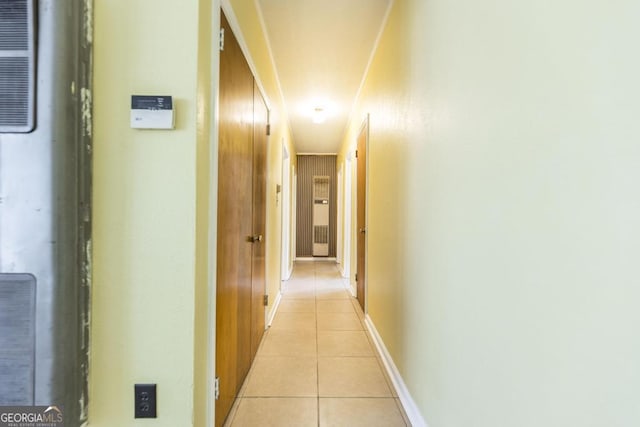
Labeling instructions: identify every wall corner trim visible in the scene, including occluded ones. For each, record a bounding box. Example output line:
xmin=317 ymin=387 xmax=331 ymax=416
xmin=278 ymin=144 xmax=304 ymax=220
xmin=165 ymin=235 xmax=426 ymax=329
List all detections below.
xmin=266 ymin=291 xmax=283 ymax=327
xmin=282 ymin=266 xmax=293 ymax=281
xmin=364 ymin=315 xmax=429 ymax=427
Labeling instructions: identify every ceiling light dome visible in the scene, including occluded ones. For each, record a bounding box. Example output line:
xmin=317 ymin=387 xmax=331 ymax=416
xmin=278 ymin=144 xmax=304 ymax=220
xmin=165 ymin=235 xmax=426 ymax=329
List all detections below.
xmin=312 ymin=107 xmax=326 ymax=124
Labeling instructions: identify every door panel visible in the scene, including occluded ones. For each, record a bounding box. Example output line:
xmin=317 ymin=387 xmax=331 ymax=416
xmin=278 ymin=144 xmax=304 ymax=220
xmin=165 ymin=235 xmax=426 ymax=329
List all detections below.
xmin=215 ymin=12 xmax=254 ymax=427
xmin=356 ymin=118 xmax=368 ymax=311
xmin=215 ymin=11 xmax=270 ymax=427
xmin=250 ymin=83 xmax=268 ymax=359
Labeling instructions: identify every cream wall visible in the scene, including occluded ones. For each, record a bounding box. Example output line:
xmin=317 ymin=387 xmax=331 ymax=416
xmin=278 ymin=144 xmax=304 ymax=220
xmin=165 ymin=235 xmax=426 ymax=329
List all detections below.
xmin=92 ymin=1 xmax=292 ymax=425
xmin=92 ymin=1 xmax=202 ymax=425
xmin=340 ymin=0 xmax=640 ymax=426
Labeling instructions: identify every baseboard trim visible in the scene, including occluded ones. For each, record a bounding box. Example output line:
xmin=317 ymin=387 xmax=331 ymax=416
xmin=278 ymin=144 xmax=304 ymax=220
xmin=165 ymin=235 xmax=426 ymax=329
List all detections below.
xmin=266 ymin=291 xmax=282 ymax=327
xmin=337 ymin=263 xmax=349 ymax=279
xmin=294 ymin=257 xmax=337 ymax=262
xmin=349 ymin=283 xmax=357 ymax=297
xmin=364 ymin=315 xmax=428 ymax=427
xmin=282 ymin=265 xmax=293 ymax=281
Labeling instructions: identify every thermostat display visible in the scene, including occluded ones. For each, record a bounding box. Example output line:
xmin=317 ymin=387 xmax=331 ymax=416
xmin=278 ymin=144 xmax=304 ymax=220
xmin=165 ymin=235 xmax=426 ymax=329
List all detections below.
xmin=130 ymin=95 xmax=175 ymax=129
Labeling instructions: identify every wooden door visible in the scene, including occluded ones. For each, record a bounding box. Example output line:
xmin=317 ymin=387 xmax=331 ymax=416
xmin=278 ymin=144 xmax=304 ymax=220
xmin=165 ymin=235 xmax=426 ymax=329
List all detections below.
xmin=356 ymin=118 xmax=368 ymax=311
xmin=250 ymin=83 xmax=268 ymax=359
xmin=215 ymin=12 xmax=254 ymax=427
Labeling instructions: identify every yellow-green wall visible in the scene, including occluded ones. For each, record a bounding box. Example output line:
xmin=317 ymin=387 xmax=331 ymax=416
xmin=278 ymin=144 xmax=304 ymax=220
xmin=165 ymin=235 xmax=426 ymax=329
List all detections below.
xmin=340 ymin=0 xmax=640 ymax=425
xmin=92 ymin=1 xmax=200 ymax=425
xmin=91 ymin=1 xmax=293 ymax=425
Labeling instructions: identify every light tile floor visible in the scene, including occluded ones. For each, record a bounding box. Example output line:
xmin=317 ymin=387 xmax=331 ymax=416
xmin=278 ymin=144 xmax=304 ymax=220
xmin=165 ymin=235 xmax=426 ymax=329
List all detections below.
xmin=224 ymin=261 xmax=409 ymax=427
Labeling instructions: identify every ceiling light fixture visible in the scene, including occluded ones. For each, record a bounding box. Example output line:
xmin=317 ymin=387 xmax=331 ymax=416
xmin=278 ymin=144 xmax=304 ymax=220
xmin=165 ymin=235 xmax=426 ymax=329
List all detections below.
xmin=312 ymin=107 xmax=326 ymax=124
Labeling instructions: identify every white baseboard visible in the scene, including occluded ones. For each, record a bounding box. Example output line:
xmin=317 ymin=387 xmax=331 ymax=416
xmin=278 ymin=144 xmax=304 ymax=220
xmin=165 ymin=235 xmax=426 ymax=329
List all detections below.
xmin=337 ymin=263 xmax=349 ymax=279
xmin=282 ymin=265 xmax=293 ymax=281
xmin=341 ymin=278 xmax=352 ymax=294
xmin=266 ymin=291 xmax=282 ymax=327
xmin=294 ymin=257 xmax=337 ymax=262
xmin=365 ymin=315 xmax=428 ymax=427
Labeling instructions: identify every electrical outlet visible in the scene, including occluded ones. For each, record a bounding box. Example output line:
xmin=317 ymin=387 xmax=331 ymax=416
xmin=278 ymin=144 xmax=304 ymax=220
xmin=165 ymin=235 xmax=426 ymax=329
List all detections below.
xmin=134 ymin=384 xmax=157 ymax=418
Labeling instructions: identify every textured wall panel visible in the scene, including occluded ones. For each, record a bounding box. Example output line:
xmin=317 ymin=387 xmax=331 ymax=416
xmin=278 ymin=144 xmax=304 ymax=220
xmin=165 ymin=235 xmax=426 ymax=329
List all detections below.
xmin=296 ymin=155 xmax=337 ymax=257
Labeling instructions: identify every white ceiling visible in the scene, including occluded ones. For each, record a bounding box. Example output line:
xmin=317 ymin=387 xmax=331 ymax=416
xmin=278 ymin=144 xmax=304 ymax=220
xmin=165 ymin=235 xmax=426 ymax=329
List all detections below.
xmin=257 ymin=0 xmax=392 ymax=154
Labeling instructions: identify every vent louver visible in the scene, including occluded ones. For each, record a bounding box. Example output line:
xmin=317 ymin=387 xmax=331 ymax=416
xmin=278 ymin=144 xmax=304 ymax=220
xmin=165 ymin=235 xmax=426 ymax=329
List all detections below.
xmin=314 ymin=225 xmax=329 ymax=245
xmin=312 ymin=176 xmax=330 ymax=256
xmin=0 ymin=0 xmax=35 ymax=132
xmin=0 ymin=274 xmax=36 ymax=405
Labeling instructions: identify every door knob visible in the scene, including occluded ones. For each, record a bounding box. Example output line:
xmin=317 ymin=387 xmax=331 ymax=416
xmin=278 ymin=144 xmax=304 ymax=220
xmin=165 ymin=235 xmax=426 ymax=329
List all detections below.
xmin=247 ymin=234 xmax=263 ymax=243
xmin=359 ymin=228 xmax=366 ymax=234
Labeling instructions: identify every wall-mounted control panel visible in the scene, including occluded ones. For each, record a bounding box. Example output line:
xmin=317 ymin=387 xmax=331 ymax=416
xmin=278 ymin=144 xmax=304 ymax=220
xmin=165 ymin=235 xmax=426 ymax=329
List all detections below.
xmin=130 ymin=95 xmax=175 ymax=129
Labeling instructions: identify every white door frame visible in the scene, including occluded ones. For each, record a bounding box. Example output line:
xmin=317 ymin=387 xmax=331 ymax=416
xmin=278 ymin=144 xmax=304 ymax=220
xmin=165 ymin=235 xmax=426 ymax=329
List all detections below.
xmin=281 ymin=141 xmax=292 ymax=280
xmin=343 ymin=156 xmax=352 ymax=280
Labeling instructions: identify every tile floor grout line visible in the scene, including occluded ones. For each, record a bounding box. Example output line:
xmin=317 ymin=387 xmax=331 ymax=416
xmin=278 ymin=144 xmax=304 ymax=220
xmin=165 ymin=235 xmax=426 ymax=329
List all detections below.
xmin=231 ymin=261 xmax=406 ymax=426
xmin=318 ymin=262 xmax=323 ymax=426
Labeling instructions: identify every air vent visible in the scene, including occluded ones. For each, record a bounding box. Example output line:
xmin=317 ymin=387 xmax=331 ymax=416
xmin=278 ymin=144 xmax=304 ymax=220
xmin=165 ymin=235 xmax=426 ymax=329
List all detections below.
xmin=312 ymin=176 xmax=330 ymax=256
xmin=0 ymin=0 xmax=35 ymax=132
xmin=314 ymin=225 xmax=329 ymax=245
xmin=314 ymin=177 xmax=329 ymax=199
xmin=0 ymin=274 xmax=36 ymax=405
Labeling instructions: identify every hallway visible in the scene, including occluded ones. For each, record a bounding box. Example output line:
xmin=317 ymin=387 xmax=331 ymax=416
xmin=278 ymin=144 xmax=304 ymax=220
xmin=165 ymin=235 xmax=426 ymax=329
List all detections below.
xmin=78 ymin=1 xmax=640 ymax=425
xmin=224 ymin=261 xmax=409 ymax=426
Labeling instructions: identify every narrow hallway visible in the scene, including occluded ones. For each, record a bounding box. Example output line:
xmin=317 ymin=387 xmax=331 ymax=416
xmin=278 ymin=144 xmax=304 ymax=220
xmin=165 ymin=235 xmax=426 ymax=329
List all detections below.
xmin=224 ymin=261 xmax=409 ymax=426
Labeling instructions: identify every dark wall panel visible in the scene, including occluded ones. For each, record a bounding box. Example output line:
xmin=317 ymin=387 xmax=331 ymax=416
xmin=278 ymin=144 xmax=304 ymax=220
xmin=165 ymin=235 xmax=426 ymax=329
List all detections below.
xmin=296 ymin=155 xmax=337 ymax=257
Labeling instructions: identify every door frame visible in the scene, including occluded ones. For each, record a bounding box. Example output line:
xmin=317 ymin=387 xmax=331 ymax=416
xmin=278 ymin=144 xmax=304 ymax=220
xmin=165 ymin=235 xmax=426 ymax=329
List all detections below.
xmin=337 ymin=167 xmax=343 ymax=266
xmin=292 ymin=169 xmax=298 ymax=261
xmin=341 ymin=158 xmax=352 ymax=280
xmin=206 ymin=5 xmax=222 ymax=427
xmin=211 ymin=4 xmax=274 ymax=426
xmin=281 ymin=140 xmax=292 ymax=280
xmin=356 ymin=115 xmax=369 ymax=312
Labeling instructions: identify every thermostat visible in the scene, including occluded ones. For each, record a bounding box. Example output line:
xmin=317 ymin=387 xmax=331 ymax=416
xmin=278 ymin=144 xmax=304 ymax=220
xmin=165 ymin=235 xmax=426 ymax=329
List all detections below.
xmin=130 ymin=95 xmax=175 ymax=129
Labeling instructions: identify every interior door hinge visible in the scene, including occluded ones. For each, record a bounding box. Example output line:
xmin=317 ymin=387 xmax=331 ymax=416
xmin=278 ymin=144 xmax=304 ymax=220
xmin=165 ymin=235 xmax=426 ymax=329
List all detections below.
xmin=219 ymin=28 xmax=225 ymax=51
xmin=266 ymin=124 xmax=271 ymax=136
xmin=355 ymin=150 xmax=358 ymax=158
xmin=264 ymin=295 xmax=269 ymax=306
xmin=355 ymin=273 xmax=358 ymax=282
xmin=214 ymin=376 xmax=220 ymax=400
